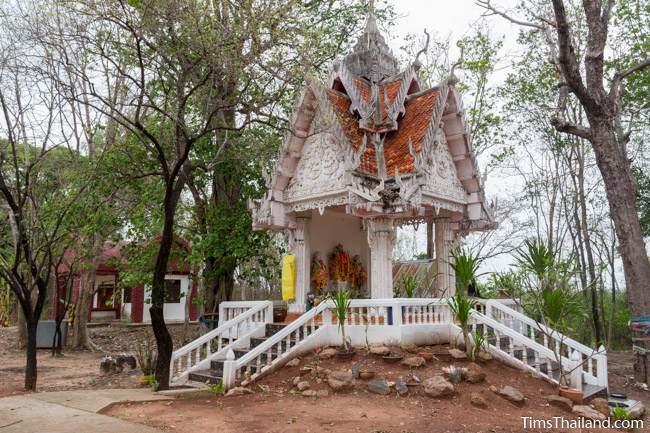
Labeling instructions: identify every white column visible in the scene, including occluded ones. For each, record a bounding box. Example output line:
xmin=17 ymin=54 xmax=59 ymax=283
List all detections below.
xmin=435 ymin=217 xmax=451 ymax=296
xmin=367 ymin=218 xmax=395 ymax=299
xmin=289 ymin=217 xmax=310 ymax=313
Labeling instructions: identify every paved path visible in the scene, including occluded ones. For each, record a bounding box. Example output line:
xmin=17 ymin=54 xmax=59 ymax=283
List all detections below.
xmin=0 ymin=389 xmax=170 ymax=433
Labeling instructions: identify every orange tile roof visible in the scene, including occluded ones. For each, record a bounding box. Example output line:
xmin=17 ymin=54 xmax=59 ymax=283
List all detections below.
xmin=351 ymin=76 xmax=406 ymax=130
xmin=326 ymin=90 xmax=377 ymax=175
xmin=325 ymin=88 xmax=438 ymax=176
xmin=384 ymin=90 xmax=438 ymax=174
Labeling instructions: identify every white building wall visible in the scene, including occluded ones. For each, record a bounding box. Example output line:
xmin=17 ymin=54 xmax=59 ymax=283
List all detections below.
xmin=139 ymin=274 xmax=191 ymax=323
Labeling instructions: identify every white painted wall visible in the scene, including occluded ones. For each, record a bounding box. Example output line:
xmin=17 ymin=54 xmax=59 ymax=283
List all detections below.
xmin=138 ymin=274 xmax=191 ymax=323
xmin=308 ymin=209 xmax=370 ymax=293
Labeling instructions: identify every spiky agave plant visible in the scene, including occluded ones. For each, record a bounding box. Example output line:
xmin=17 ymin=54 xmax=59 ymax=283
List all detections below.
xmin=331 ymin=289 xmax=352 ymax=351
xmin=398 ymin=273 xmax=420 ymax=298
xmin=447 ymin=290 xmax=477 ymax=359
xmin=450 ymin=248 xmax=482 ymax=293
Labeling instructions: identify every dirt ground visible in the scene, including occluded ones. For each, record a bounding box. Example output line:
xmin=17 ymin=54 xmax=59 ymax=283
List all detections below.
xmin=104 ymin=346 xmax=649 ymax=433
xmin=0 ymin=324 xmax=202 ymax=396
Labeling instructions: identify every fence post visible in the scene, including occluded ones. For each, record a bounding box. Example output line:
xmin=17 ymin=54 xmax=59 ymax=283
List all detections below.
xmin=596 ymin=345 xmax=608 ymax=389
xmin=322 ymin=307 xmax=332 ymax=325
xmin=218 ymin=303 xmax=226 ymax=326
xmin=570 ymin=350 xmax=583 ymax=391
xmin=266 ymin=302 xmax=274 ymax=324
xmin=222 ymin=349 xmax=236 ymax=390
xmin=392 ymin=301 xmax=402 ymax=326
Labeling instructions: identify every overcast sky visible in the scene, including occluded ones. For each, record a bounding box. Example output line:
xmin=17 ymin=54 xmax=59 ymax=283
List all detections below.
xmin=383 ymin=0 xmax=521 ymax=264
xmin=388 ymin=0 xmax=521 ymax=63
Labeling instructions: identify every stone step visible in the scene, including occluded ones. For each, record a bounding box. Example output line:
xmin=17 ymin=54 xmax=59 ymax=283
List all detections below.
xmin=188 ymin=369 xmax=222 ymax=385
xmin=265 ymin=323 xmax=286 ymax=337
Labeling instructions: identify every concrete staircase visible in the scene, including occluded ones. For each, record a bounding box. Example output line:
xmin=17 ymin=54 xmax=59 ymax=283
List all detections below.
xmin=188 ymin=324 xmax=318 ymax=385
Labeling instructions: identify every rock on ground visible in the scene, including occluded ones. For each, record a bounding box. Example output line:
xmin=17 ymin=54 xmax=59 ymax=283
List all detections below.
xmin=470 ymin=392 xmax=488 ymax=408
xmin=572 ymin=405 xmax=607 ymax=421
xmin=400 ymin=343 xmax=419 ymax=353
xmin=225 ymin=387 xmax=253 ymax=397
xmin=418 ymin=351 xmax=436 ymax=361
xmin=495 ymin=386 xmax=525 ymax=406
xmin=423 ymin=376 xmax=455 ymax=398
xmin=590 ymin=398 xmax=610 ymax=417
xmin=401 ymin=356 xmax=426 ymax=368
xmin=462 ymin=363 xmax=485 ymax=383
xmin=448 ymin=348 xmax=467 ymax=360
xmin=319 ymin=348 xmax=338 ymax=359
xmin=286 ymin=358 xmax=300 ymax=367
xmin=477 ymin=351 xmax=493 ymax=361
xmin=369 ymin=345 xmax=391 ymax=356
xmin=301 ymin=390 xmax=317 ymax=397
xmin=628 ymin=402 xmax=646 ymax=419
xmin=395 ymin=377 xmax=408 ymax=396
xmin=545 ymin=395 xmax=573 ymax=411
xmin=296 ymin=381 xmax=310 ymax=391
xmin=367 ymin=378 xmax=391 ymax=395
xmin=327 ymin=370 xmax=354 ymax=392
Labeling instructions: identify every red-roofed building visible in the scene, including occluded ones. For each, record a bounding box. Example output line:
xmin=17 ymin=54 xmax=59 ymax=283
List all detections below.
xmin=249 ymin=9 xmax=496 ymax=312
xmin=52 ymin=239 xmax=198 ymax=323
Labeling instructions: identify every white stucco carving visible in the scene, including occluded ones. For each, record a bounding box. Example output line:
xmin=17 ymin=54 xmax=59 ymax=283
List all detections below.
xmin=422 ymin=130 xmax=467 ymax=202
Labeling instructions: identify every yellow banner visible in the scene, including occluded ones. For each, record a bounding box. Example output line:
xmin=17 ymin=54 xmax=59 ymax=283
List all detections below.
xmin=281 ymin=255 xmax=296 ymax=301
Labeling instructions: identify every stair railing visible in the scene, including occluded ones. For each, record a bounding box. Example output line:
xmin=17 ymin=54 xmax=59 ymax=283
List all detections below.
xmin=483 ymin=300 xmax=607 ymax=388
xmin=170 ymin=300 xmax=273 ymax=384
xmin=470 ymin=309 xmax=565 ymax=385
xmin=222 ymin=301 xmax=329 ymax=388
xmin=218 ymin=301 xmax=272 ymax=326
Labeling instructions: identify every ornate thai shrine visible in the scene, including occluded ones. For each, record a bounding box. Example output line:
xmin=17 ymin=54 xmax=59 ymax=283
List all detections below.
xmin=250 ymin=8 xmax=496 ymax=312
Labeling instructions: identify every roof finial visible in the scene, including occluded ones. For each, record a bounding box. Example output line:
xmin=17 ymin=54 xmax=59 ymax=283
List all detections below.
xmin=365 ymin=0 xmax=378 ymax=35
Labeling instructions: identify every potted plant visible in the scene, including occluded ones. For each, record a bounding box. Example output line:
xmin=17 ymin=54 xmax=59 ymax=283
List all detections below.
xmin=448 ymin=248 xmax=481 ymax=359
xmin=330 ymin=289 xmax=355 ymax=359
xmin=447 ymin=289 xmax=477 ymax=359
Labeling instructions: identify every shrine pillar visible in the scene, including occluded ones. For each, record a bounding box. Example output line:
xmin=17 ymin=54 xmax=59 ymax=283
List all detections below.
xmin=435 ymin=217 xmax=456 ymax=296
xmin=289 ymin=216 xmax=311 ymax=313
xmin=367 ymin=218 xmax=395 ymax=299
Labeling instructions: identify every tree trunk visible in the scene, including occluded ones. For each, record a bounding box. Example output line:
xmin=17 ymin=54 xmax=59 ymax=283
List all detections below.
xmin=72 ymin=271 xmax=94 ymax=348
xmin=25 ymin=320 xmax=38 ymax=391
xmin=590 ymin=123 xmax=650 ymax=357
xmin=17 ymin=301 xmax=27 ymax=349
xmin=151 ymin=178 xmax=186 ymax=390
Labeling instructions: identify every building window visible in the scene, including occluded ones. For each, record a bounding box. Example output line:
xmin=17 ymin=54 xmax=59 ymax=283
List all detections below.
xmin=96 ymin=281 xmax=115 ymax=308
xmin=164 ymin=279 xmax=182 ymax=303
xmin=123 ymin=287 xmax=132 ymax=303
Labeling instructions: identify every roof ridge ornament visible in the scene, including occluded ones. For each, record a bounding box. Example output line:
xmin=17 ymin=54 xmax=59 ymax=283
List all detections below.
xmin=343 ymin=0 xmax=399 ymax=83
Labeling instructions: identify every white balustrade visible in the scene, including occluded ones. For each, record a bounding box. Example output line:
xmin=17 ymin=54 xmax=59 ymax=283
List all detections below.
xmin=483 ymin=300 xmax=607 ymax=388
xmin=178 ymin=296 xmax=604 ymax=392
xmin=170 ymin=301 xmax=273 ymax=384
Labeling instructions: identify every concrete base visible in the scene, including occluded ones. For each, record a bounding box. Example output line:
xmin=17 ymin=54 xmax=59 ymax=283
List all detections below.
xmin=0 ymin=393 xmax=165 ymax=433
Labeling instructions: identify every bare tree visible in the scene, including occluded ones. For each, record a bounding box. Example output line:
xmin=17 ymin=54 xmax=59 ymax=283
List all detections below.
xmin=479 ymin=0 xmax=650 ymax=377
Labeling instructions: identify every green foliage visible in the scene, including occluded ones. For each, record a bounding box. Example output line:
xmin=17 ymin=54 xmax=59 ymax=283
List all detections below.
xmin=447 ymin=290 xmax=477 ymax=359
xmin=397 ymin=274 xmax=420 ymax=298
xmin=206 ymin=382 xmax=225 ymax=396
xmin=471 ymin=330 xmax=488 ymax=360
xmin=143 ymin=374 xmax=159 ymax=391
xmin=612 ymin=406 xmax=632 ymax=421
xmin=514 ymin=239 xmax=555 ymax=283
xmin=450 ymin=248 xmax=482 ymax=294
xmin=330 ymin=289 xmax=351 ymax=350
